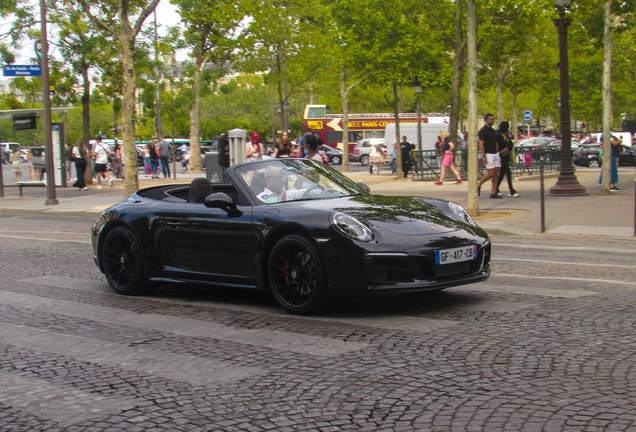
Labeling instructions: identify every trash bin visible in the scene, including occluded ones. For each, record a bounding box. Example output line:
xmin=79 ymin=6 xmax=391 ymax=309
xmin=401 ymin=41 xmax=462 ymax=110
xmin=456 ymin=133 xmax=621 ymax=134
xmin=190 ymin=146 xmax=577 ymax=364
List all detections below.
xmin=205 ymin=152 xmax=224 ymax=183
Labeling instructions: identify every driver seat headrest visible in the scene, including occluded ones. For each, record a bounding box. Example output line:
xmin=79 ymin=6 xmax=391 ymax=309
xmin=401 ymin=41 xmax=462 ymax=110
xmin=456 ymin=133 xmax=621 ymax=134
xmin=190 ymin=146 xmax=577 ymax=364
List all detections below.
xmin=189 ymin=178 xmax=214 ymax=203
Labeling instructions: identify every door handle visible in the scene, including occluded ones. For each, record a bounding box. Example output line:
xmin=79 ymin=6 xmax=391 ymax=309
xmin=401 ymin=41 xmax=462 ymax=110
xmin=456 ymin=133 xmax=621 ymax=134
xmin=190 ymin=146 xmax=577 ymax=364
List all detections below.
xmin=166 ymin=222 xmax=182 ymax=229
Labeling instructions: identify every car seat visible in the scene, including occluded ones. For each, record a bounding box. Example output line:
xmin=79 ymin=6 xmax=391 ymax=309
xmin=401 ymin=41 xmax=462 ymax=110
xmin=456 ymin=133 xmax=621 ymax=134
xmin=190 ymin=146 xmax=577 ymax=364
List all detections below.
xmin=250 ymin=171 xmax=266 ymax=195
xmin=188 ymin=178 xmax=214 ymax=203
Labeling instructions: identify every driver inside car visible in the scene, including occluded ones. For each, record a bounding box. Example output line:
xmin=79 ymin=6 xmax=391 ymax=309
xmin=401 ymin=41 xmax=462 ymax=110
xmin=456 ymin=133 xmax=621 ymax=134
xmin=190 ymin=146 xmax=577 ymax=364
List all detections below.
xmin=256 ymin=166 xmax=321 ymax=203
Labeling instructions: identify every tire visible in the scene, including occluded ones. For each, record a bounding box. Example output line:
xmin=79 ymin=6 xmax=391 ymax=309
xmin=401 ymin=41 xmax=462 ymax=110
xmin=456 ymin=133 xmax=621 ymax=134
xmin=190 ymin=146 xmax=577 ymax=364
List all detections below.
xmin=588 ymin=159 xmax=600 ymax=168
xmin=331 ymin=155 xmax=342 ymax=165
xmin=101 ymin=226 xmax=147 ymax=295
xmin=268 ymin=234 xmax=327 ymax=315
xmin=360 ymin=155 xmax=370 ymax=166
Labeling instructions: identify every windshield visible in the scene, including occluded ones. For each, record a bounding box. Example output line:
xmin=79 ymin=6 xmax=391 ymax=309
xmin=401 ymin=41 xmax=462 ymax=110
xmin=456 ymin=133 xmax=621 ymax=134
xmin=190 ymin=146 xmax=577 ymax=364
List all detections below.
xmin=236 ymin=159 xmax=367 ymax=204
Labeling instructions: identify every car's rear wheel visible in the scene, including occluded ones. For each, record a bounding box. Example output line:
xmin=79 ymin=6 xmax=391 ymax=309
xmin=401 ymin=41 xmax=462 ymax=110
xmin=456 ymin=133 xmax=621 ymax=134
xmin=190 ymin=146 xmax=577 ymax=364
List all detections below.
xmin=588 ymin=159 xmax=600 ymax=168
xmin=268 ymin=235 xmax=327 ymax=315
xmin=331 ymin=155 xmax=342 ymax=165
xmin=360 ymin=155 xmax=370 ymax=166
xmin=102 ymin=226 xmax=147 ymax=295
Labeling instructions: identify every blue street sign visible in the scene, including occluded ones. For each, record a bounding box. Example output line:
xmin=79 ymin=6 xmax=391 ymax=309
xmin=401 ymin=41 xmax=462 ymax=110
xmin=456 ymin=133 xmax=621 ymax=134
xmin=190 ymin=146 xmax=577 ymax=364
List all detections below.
xmin=3 ymin=65 xmax=42 ymax=77
xmin=524 ymin=110 xmax=532 ymax=124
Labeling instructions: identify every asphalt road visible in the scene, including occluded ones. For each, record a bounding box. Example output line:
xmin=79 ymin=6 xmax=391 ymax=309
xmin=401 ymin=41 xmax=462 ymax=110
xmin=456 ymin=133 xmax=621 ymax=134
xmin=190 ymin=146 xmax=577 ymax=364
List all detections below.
xmin=1 ymin=214 xmax=635 ymax=431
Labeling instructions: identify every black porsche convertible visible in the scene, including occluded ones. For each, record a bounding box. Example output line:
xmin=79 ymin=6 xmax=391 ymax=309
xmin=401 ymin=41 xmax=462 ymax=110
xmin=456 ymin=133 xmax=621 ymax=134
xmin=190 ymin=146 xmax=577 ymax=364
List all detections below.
xmin=91 ymin=158 xmax=491 ymax=314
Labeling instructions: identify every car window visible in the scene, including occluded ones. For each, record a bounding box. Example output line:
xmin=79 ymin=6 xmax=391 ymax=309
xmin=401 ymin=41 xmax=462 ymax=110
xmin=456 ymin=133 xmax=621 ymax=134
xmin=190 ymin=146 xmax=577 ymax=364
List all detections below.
xmin=236 ymin=159 xmax=366 ymax=204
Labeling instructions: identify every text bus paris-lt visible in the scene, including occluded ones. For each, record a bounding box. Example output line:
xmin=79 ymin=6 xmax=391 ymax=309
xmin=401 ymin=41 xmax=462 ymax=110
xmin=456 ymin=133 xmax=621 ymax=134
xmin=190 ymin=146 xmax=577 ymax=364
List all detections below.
xmin=302 ymin=104 xmax=450 ymax=153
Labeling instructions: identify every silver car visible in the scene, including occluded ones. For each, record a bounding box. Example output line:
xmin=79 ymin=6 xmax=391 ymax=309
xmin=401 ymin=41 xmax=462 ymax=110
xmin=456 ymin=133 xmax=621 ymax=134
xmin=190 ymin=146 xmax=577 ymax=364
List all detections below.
xmin=350 ymin=138 xmax=386 ymax=166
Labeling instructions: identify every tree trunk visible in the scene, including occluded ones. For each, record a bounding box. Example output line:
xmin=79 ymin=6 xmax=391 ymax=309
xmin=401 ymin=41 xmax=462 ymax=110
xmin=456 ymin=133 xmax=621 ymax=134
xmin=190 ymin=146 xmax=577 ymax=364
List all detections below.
xmin=496 ymin=69 xmax=504 ymax=122
xmin=466 ymin=0 xmax=479 ymax=214
xmin=189 ymin=55 xmax=204 ymax=173
xmin=449 ymin=0 xmax=466 ymax=147
xmin=120 ymin=28 xmax=139 ymax=195
xmin=81 ymin=59 xmax=93 ymax=185
xmin=340 ymin=67 xmax=350 ymax=172
xmin=512 ymin=90 xmax=518 ymax=141
xmin=601 ymin=1 xmax=612 ymax=195
xmin=393 ymin=81 xmax=402 ymax=178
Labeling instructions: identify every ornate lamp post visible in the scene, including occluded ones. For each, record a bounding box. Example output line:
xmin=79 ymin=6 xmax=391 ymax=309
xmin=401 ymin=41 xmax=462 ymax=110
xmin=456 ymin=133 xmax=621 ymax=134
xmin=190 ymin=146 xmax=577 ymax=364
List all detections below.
xmin=412 ymin=78 xmax=422 ymax=152
xmin=550 ymin=0 xmax=587 ymax=196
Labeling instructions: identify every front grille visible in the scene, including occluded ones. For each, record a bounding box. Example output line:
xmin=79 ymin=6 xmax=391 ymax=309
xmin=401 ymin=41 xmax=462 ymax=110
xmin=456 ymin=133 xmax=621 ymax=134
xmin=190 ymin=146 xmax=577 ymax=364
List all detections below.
xmin=366 ymin=255 xmax=413 ymax=282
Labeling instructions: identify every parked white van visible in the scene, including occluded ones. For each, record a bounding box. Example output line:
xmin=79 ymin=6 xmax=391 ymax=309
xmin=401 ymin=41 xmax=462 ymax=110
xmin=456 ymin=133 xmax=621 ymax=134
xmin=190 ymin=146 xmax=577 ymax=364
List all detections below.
xmin=384 ymin=123 xmax=464 ymax=150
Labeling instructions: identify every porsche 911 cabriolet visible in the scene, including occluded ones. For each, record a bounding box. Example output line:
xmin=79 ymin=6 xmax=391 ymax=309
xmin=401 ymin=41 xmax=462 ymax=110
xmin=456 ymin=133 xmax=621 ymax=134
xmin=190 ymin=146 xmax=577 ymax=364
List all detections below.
xmin=92 ymin=158 xmax=491 ymax=314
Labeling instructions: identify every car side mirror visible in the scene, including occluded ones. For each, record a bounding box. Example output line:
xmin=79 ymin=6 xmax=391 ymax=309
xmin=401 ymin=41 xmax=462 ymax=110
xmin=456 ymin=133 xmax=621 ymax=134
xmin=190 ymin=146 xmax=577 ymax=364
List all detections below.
xmin=357 ymin=182 xmax=370 ymax=193
xmin=204 ymin=192 xmax=243 ymax=217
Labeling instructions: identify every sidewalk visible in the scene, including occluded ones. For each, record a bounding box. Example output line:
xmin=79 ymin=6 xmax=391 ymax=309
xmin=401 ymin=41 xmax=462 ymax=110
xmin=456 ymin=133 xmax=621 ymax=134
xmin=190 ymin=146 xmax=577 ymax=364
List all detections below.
xmin=0 ymin=168 xmax=634 ymax=239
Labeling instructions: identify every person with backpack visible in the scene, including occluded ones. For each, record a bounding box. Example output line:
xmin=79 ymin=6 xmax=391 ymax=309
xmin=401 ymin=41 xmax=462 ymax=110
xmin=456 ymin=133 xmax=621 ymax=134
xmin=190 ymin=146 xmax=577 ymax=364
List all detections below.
xmin=88 ymin=136 xmax=112 ymax=188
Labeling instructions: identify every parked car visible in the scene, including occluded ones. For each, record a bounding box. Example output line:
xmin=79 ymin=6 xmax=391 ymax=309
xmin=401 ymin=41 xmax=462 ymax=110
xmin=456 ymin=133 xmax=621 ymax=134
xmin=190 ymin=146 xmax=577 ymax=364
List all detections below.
xmin=515 ymin=137 xmax=557 ymax=150
xmin=574 ymin=144 xmax=636 ymax=168
xmin=350 ymin=138 xmax=386 ymax=166
xmin=318 ymin=144 xmax=344 ymax=165
xmin=92 ymin=158 xmax=491 ymax=315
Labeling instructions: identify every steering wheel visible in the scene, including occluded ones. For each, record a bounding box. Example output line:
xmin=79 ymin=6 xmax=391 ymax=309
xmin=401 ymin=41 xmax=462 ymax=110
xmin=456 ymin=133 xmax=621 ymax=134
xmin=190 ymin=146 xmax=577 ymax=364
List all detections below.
xmin=302 ymin=185 xmax=322 ymax=199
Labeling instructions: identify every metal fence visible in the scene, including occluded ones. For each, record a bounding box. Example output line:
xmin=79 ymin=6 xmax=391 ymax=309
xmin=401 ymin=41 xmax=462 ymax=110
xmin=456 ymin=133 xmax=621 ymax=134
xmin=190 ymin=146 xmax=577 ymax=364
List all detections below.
xmin=410 ymin=145 xmax=564 ymax=181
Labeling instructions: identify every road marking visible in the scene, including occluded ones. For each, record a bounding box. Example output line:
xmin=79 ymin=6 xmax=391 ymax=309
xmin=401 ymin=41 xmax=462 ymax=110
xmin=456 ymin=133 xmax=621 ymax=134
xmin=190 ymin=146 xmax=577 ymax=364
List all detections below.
xmin=0 ymin=322 xmax=265 ymax=387
xmin=493 ymin=242 xmax=636 ymax=254
xmin=466 ymin=284 xmax=598 ymax=298
xmin=492 ymin=257 xmax=634 ymax=269
xmin=21 ymin=276 xmax=462 ymax=332
xmin=0 ymin=234 xmax=91 ymax=244
xmin=1 ymin=288 xmax=369 ymax=356
xmin=0 ymin=369 xmax=136 ymax=427
xmin=493 ymin=273 xmax=636 ymax=287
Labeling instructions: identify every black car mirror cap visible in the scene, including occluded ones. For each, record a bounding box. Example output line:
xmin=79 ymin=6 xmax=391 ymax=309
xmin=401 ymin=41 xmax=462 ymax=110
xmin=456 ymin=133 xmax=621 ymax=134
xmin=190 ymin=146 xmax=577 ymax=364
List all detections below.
xmin=204 ymin=192 xmax=243 ymax=217
xmin=357 ymin=182 xmax=371 ymax=193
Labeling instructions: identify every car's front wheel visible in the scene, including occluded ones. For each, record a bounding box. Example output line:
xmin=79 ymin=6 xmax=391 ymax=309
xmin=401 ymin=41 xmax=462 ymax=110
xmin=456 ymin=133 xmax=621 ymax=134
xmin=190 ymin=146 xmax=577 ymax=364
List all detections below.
xmin=268 ymin=235 xmax=327 ymax=315
xmin=588 ymin=159 xmax=601 ymax=168
xmin=360 ymin=155 xmax=370 ymax=166
xmin=102 ymin=226 xmax=147 ymax=295
xmin=331 ymin=155 xmax=342 ymax=165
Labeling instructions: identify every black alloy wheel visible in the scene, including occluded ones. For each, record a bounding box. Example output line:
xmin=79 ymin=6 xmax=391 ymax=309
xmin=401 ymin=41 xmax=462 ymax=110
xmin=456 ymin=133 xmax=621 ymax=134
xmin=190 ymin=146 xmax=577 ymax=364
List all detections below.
xmin=268 ymin=235 xmax=327 ymax=315
xmin=102 ymin=226 xmax=147 ymax=295
xmin=587 ymin=159 xmax=600 ymax=169
xmin=360 ymin=155 xmax=370 ymax=166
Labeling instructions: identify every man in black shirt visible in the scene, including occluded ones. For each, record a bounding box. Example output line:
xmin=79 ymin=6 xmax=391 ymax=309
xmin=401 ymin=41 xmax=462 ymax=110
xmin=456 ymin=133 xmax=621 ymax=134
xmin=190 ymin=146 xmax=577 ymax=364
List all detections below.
xmin=477 ymin=113 xmax=502 ymax=199
xmin=400 ymin=136 xmax=411 ymax=178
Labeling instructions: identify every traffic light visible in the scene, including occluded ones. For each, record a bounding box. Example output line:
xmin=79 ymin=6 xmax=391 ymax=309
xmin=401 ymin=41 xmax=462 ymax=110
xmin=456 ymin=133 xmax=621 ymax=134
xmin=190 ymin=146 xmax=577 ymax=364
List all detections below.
xmin=535 ymin=120 xmax=540 ymax=126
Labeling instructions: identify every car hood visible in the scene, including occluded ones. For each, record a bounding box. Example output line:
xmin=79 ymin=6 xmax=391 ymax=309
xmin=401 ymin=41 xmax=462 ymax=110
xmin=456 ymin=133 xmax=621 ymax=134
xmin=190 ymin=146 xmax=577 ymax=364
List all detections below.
xmin=303 ymin=195 xmax=469 ymax=236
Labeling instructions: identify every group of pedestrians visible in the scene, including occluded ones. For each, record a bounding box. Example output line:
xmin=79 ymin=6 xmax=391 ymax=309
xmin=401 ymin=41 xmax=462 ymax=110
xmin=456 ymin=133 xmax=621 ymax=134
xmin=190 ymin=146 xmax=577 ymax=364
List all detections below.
xmin=141 ymin=136 xmax=172 ymax=179
xmin=477 ymin=114 xmax=519 ymax=198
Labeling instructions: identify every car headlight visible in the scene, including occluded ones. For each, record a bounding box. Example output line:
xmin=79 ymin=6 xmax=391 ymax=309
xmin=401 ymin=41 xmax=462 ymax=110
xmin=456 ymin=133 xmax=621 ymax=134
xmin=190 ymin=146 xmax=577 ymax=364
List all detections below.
xmin=448 ymin=202 xmax=476 ymax=226
xmin=330 ymin=212 xmax=374 ymax=242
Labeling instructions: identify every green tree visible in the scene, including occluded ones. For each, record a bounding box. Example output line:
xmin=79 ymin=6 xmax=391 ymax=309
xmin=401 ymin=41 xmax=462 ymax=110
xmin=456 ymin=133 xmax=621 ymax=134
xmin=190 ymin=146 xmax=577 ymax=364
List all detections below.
xmin=77 ymin=0 xmax=160 ymax=195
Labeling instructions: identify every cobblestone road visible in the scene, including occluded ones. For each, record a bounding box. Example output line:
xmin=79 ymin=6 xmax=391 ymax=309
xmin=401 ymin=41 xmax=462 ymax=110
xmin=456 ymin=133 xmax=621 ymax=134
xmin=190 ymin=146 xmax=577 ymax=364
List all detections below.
xmin=1 ymin=215 xmax=635 ymax=431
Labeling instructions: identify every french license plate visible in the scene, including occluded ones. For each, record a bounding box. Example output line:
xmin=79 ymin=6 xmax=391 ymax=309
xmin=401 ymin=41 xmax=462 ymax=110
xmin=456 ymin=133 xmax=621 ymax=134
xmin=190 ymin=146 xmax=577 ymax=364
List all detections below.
xmin=435 ymin=245 xmax=478 ymax=265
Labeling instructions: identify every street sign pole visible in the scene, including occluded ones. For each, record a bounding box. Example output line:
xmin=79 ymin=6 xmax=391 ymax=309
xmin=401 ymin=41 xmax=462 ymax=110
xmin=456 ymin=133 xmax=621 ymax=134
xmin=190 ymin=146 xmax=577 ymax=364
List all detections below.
xmin=524 ymin=110 xmax=531 ymax=137
xmin=40 ymin=0 xmax=57 ymax=205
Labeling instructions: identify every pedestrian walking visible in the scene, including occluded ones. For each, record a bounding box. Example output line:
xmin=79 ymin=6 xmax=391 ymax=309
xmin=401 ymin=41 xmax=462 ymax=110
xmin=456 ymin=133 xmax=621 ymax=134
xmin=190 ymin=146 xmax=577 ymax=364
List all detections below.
xmin=148 ymin=141 xmax=159 ymax=179
xmin=599 ymin=133 xmax=622 ymax=192
xmin=88 ymin=136 xmax=112 ymax=189
xmin=157 ymin=135 xmax=172 ymax=178
xmin=388 ymin=144 xmax=398 ymax=174
xmin=72 ymin=142 xmax=88 ymax=191
xmin=477 ymin=113 xmax=502 ymax=199
xmin=495 ymin=121 xmax=519 ymax=197
xmin=400 ymin=136 xmax=411 ymax=178
xmin=434 ymin=130 xmax=463 ymax=185
xmin=11 ymin=148 xmax=22 ymax=182
xmin=143 ymin=142 xmax=151 ymax=176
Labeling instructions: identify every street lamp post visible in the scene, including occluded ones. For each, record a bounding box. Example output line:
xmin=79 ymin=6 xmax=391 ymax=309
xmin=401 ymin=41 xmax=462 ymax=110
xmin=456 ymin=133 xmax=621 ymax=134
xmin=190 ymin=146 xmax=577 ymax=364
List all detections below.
xmin=549 ymin=0 xmax=587 ymax=196
xmin=412 ymin=78 xmax=422 ymax=152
